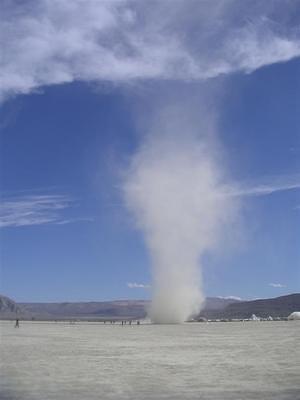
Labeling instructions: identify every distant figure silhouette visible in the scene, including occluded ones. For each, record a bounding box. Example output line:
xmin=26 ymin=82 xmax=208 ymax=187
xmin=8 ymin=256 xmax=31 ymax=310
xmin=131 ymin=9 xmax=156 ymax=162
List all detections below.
xmin=15 ymin=319 xmax=19 ymax=328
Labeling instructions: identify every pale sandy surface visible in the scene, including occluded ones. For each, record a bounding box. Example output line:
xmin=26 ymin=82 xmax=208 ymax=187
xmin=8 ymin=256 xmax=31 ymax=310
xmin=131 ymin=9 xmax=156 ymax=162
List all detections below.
xmin=0 ymin=320 xmax=299 ymax=400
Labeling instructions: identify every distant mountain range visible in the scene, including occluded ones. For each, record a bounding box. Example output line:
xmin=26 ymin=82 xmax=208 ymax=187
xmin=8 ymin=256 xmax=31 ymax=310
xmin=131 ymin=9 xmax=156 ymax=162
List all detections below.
xmin=18 ymin=299 xmax=149 ymax=320
xmin=199 ymin=293 xmax=300 ymax=319
xmin=0 ymin=293 xmax=299 ymax=320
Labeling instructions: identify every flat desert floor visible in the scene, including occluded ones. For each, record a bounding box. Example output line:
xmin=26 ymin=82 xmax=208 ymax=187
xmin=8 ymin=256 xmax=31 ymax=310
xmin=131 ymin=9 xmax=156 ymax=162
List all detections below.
xmin=0 ymin=320 xmax=299 ymax=400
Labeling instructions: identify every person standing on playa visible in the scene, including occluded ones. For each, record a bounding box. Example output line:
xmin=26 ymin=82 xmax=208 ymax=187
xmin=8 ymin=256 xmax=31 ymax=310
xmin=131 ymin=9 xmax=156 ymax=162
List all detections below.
xmin=15 ymin=318 xmax=19 ymax=328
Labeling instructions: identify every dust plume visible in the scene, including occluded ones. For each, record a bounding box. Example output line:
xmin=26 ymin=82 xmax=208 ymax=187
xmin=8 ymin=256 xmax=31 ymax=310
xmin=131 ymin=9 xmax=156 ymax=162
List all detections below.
xmin=124 ymin=106 xmax=237 ymax=323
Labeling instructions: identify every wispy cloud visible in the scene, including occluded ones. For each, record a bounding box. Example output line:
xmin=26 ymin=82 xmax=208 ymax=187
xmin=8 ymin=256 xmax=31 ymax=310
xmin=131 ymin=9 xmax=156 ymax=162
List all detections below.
xmin=226 ymin=173 xmax=300 ymax=197
xmin=269 ymin=283 xmax=286 ymax=288
xmin=0 ymin=194 xmax=92 ymax=228
xmin=1 ymin=1 xmax=300 ymax=102
xmin=55 ymin=217 xmax=95 ymax=225
xmin=127 ymin=282 xmax=151 ymax=289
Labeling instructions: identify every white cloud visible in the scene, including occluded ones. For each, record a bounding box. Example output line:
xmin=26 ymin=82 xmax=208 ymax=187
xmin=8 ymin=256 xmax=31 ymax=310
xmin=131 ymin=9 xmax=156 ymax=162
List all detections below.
xmin=0 ymin=0 xmax=300 ymax=102
xmin=127 ymin=282 xmax=151 ymax=289
xmin=217 ymin=296 xmax=242 ymax=301
xmin=269 ymin=283 xmax=286 ymax=288
xmin=0 ymin=193 xmax=91 ymax=228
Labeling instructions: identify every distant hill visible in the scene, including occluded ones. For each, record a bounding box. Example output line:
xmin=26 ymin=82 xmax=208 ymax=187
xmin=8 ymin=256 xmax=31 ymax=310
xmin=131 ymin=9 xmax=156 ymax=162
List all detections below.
xmin=203 ymin=297 xmax=241 ymax=311
xmin=0 ymin=294 xmax=23 ymax=317
xmin=199 ymin=294 xmax=300 ymax=319
xmin=18 ymin=300 xmax=149 ymax=320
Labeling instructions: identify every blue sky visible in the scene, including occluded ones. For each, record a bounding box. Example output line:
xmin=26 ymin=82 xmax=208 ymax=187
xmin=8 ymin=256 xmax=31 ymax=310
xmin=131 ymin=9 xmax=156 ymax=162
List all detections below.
xmin=0 ymin=1 xmax=299 ymax=302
